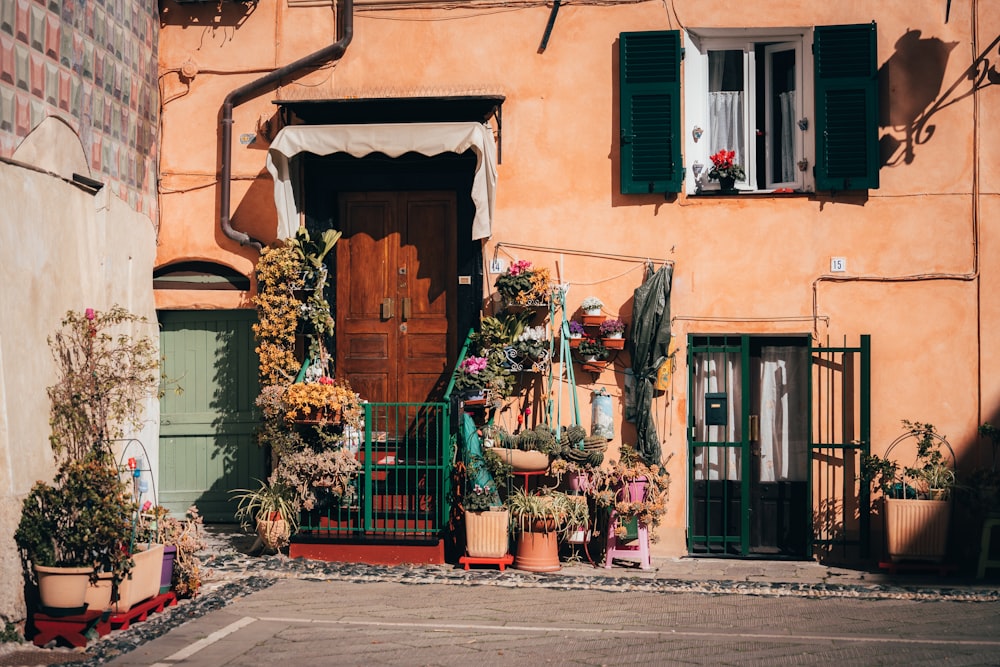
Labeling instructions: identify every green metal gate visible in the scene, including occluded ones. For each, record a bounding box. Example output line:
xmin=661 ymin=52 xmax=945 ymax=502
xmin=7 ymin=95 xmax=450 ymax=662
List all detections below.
xmin=809 ymin=335 xmax=871 ymax=560
xmin=294 ymin=401 xmax=453 ymax=542
xmin=686 ymin=334 xmax=870 ymax=558
xmin=158 ymin=310 xmax=264 ymax=521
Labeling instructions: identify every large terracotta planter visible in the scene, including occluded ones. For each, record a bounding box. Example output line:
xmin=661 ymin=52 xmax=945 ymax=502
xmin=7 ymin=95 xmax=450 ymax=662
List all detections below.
xmin=113 ymin=543 xmax=164 ymax=613
xmin=465 ymin=508 xmax=510 ymax=558
xmin=514 ymin=522 xmax=561 ymax=572
xmin=35 ymin=565 xmax=94 ymax=613
xmin=491 ymin=447 xmax=549 ymax=472
xmin=884 ymin=498 xmax=951 ymax=563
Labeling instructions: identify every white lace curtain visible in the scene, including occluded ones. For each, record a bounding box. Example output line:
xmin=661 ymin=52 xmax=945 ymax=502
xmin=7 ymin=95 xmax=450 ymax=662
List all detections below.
xmin=708 ymin=51 xmax=745 ymax=173
xmin=692 ymin=352 xmax=742 ymax=481
xmin=777 ymin=91 xmax=797 ymax=183
xmin=691 ymin=345 xmax=809 ymax=483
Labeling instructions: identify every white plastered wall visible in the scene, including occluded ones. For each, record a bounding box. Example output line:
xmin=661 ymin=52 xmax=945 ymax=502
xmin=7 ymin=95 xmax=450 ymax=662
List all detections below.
xmin=0 ymin=118 xmax=157 ymax=624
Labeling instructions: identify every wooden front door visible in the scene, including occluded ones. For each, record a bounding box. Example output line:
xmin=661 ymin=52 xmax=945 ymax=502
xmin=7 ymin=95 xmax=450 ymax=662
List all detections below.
xmin=336 ymin=191 xmax=457 ymax=404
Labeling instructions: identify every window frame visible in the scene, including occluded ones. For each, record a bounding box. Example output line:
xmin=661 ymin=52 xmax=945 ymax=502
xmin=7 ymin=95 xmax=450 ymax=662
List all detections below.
xmin=683 ymin=28 xmax=816 ymax=195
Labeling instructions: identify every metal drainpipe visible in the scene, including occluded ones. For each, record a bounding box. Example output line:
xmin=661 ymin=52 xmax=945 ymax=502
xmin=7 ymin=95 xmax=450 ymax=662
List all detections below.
xmin=219 ymin=0 xmax=354 ymax=253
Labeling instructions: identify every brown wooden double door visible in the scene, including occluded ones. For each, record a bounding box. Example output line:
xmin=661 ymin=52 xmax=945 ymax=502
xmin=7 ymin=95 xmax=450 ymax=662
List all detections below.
xmin=335 ymin=191 xmax=457 ymax=405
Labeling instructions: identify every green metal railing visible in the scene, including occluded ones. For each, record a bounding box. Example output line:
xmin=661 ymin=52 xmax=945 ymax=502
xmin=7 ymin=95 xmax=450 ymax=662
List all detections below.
xmin=296 ymin=330 xmax=476 ymax=543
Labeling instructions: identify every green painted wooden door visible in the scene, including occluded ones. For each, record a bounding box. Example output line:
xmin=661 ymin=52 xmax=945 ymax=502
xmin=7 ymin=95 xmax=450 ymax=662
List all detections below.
xmin=158 ymin=310 xmax=263 ymax=521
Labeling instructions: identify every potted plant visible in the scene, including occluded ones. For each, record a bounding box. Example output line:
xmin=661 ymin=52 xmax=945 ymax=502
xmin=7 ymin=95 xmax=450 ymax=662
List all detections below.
xmin=232 ymin=479 xmax=300 ymax=551
xmin=462 ymin=483 xmax=509 ymax=559
xmin=510 ymin=325 xmax=550 ymax=371
xmin=580 ymin=297 xmax=605 ymax=325
xmin=15 ymin=453 xmax=136 ymax=613
xmin=453 ymin=355 xmax=493 ymax=405
xmin=483 ymin=423 xmax=559 ymax=473
xmin=599 ymin=318 xmax=626 ymax=349
xmin=494 ymin=260 xmax=551 ymax=306
xmin=592 ymin=444 xmax=672 ymax=545
xmin=577 ymin=338 xmax=610 ymax=372
xmin=566 ymin=320 xmax=585 ymax=348
xmin=862 ymin=420 xmax=956 ymax=563
xmin=136 ymin=505 xmax=206 ymax=598
xmin=282 ymin=377 xmax=363 ymax=426
xmin=506 ymin=488 xmax=574 ymax=572
xmin=707 ymin=148 xmax=745 ymax=192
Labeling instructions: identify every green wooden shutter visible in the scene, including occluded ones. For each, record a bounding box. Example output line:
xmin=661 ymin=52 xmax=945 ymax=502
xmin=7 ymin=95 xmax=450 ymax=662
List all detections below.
xmin=814 ymin=23 xmax=880 ymax=191
xmin=620 ymin=30 xmax=682 ymax=194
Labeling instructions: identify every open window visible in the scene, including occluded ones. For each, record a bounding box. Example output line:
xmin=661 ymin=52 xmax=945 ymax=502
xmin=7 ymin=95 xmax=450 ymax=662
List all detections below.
xmin=619 ymin=24 xmax=879 ymax=196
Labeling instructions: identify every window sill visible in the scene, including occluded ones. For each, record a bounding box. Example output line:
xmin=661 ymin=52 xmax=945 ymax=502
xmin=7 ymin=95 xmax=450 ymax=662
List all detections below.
xmin=688 ymin=188 xmax=812 ymax=198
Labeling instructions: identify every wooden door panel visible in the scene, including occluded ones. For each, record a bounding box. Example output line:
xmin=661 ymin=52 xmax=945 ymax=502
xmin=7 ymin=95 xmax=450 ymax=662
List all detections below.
xmin=400 ymin=194 xmax=455 ymax=402
xmin=338 ymin=191 xmax=455 ymax=405
xmin=338 ymin=195 xmax=397 ymax=402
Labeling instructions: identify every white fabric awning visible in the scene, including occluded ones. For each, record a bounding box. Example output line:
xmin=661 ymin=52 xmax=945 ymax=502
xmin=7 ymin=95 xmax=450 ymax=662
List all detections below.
xmin=266 ymin=121 xmax=497 ymax=240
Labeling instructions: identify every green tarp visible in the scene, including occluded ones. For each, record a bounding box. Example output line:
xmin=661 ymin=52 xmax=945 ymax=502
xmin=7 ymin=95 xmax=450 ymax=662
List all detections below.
xmin=629 ymin=264 xmax=673 ymax=466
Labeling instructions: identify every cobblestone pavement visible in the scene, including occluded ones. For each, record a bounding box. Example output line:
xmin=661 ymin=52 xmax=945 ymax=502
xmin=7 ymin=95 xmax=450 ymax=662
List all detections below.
xmin=3 ymin=525 xmax=998 ymax=666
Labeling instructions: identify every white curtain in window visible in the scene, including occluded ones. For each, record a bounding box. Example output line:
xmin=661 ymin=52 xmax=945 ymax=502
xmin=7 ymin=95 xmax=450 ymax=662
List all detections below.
xmin=709 ymin=92 xmax=745 ymax=171
xmin=778 ymin=91 xmax=797 ymax=183
xmin=692 ymin=352 xmax=742 ymax=481
xmin=757 ymin=346 xmax=808 ymax=482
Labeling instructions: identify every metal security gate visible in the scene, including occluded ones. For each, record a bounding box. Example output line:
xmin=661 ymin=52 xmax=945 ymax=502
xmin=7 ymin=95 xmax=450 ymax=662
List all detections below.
xmin=810 ymin=335 xmax=871 ymax=560
xmin=686 ymin=334 xmax=870 ymax=559
xmin=294 ymin=402 xmax=453 ymax=543
xmin=158 ymin=310 xmax=265 ymax=521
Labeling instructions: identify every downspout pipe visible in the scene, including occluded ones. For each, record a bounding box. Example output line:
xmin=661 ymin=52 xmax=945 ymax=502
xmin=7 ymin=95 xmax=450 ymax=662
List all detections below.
xmin=219 ymin=0 xmax=354 ymax=253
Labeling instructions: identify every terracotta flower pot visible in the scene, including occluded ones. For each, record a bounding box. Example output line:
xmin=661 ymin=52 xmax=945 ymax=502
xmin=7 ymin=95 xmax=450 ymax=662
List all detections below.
xmin=490 ymin=447 xmax=549 ymax=472
xmin=513 ymin=521 xmax=561 ymax=572
xmin=884 ymin=498 xmax=951 ymax=563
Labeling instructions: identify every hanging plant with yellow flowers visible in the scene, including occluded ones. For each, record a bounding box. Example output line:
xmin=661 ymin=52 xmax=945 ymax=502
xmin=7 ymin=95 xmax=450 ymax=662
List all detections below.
xmin=252 ymin=244 xmax=306 ymax=386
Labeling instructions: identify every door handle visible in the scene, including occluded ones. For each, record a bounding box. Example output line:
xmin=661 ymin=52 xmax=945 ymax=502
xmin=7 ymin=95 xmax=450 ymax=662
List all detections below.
xmin=749 ymin=414 xmax=759 ymax=442
xmin=402 ymin=298 xmax=411 ymax=321
xmin=381 ymin=298 xmax=394 ymax=320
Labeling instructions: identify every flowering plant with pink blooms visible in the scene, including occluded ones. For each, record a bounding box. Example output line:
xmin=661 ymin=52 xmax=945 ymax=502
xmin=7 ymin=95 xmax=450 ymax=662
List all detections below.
xmin=47 ymin=306 xmax=160 ymax=461
xmin=494 ymin=259 xmax=551 ymax=305
xmin=453 ymin=353 xmax=512 ymax=398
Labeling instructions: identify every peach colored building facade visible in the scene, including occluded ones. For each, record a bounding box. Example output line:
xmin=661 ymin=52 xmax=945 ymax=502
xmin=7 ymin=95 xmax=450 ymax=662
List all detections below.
xmin=155 ymin=0 xmax=1000 ymax=562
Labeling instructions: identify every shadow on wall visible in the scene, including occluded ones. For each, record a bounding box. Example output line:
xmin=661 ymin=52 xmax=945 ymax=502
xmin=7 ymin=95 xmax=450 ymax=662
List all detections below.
xmin=879 ymin=29 xmax=1000 ymax=167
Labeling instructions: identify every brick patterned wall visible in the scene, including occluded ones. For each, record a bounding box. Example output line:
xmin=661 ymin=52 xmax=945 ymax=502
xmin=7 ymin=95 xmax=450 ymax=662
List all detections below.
xmin=0 ymin=0 xmax=158 ymax=219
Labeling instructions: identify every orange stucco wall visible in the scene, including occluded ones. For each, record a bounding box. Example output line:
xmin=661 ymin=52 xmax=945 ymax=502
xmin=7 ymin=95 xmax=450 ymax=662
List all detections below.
xmin=156 ymin=0 xmax=1000 ymax=557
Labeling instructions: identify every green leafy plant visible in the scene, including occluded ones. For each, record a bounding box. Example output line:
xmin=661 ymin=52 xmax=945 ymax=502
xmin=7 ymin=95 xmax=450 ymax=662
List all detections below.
xmin=505 ymin=488 xmax=574 ymax=535
xmin=577 ymin=338 xmax=609 ymax=360
xmin=287 ymin=227 xmax=341 ymax=276
xmin=0 ymin=622 xmax=22 ymax=645
xmin=862 ymin=420 xmax=955 ymax=500
xmin=232 ymin=479 xmax=300 ymax=536
xmin=15 ymin=452 xmax=136 ymax=583
xmin=463 ymin=483 xmax=502 ymax=512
